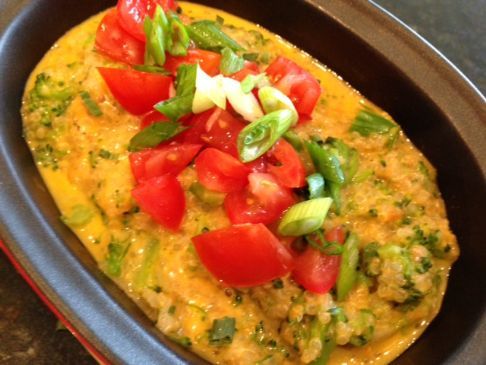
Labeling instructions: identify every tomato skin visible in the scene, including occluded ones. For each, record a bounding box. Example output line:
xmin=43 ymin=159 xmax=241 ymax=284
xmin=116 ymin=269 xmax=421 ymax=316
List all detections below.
xmin=95 ymin=9 xmax=145 ymax=65
xmin=98 ymin=67 xmax=173 ymax=115
xmin=132 ymin=175 xmax=185 ymax=231
xmin=224 ymin=173 xmax=296 ymax=225
xmin=129 ymin=143 xmax=202 ymax=182
xmin=192 ymin=224 xmax=294 ymax=287
xmin=164 ymin=49 xmax=221 ymax=76
xmin=195 ymin=148 xmax=250 ymax=193
xmin=291 ymin=227 xmax=346 ymax=294
xmin=177 ymin=108 xmax=245 ymax=157
xmin=117 ymin=0 xmax=178 ymax=41
xmin=266 ymin=56 xmax=322 ymax=117
xmin=267 ymin=139 xmax=306 ymax=188
xmin=140 ymin=110 xmax=169 ymax=129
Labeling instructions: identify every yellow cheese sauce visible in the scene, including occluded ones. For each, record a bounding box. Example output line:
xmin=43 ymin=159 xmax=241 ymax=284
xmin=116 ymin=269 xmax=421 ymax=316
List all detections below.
xmin=21 ymin=2 xmax=459 ymax=364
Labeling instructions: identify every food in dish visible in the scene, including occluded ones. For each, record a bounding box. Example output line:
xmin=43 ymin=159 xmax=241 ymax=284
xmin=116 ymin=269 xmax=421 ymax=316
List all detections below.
xmin=21 ymin=1 xmax=459 ymax=364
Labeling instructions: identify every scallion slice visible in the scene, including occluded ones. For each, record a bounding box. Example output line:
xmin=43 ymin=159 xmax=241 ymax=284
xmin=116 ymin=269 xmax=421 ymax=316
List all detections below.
xmin=155 ymin=63 xmax=197 ymax=121
xmin=166 ymin=15 xmax=190 ymax=56
xmin=240 ymin=73 xmax=270 ymax=93
xmin=350 ymin=110 xmax=396 ymax=136
xmin=307 ymin=173 xmax=325 ymax=199
xmin=258 ymin=86 xmax=297 ymax=118
xmin=306 ymin=141 xmax=345 ymax=185
xmin=128 ymin=121 xmax=186 ymax=152
xmin=336 ymin=233 xmax=359 ymax=301
xmin=143 ymin=6 xmax=169 ymax=66
xmin=187 ymin=20 xmax=243 ymax=52
xmin=278 ymin=197 xmax=333 ymax=236
xmin=238 ymin=109 xmax=296 ymax=162
xmin=220 ymin=47 xmax=245 ymax=76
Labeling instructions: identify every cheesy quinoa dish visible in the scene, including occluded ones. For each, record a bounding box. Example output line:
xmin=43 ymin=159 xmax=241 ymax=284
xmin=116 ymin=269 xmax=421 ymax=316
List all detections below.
xmin=21 ymin=1 xmax=459 ymax=364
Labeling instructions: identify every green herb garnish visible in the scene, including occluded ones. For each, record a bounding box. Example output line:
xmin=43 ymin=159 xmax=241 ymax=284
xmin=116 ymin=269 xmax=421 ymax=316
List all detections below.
xmin=128 ymin=121 xmax=186 ymax=152
xmin=209 ymin=317 xmax=236 ymax=345
xmin=220 ymin=47 xmax=245 ymax=75
xmin=187 ymin=20 xmax=244 ymax=52
xmin=80 ymin=91 xmax=102 ymax=117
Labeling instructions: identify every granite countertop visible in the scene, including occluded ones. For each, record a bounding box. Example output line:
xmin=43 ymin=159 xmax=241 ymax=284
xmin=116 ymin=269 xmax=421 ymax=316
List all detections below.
xmin=0 ymin=1 xmax=484 ymax=364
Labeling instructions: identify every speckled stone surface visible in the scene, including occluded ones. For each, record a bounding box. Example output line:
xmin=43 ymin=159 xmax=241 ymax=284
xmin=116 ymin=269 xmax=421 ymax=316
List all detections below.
xmin=0 ymin=1 xmax=484 ymax=364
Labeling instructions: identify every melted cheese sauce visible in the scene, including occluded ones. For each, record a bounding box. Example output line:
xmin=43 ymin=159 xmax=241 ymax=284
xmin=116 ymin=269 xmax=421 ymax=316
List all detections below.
xmin=22 ymin=3 xmax=458 ymax=364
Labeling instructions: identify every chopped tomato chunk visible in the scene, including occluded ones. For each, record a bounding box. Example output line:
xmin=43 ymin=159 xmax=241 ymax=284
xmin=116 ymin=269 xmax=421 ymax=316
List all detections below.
xmin=117 ymin=0 xmax=178 ymax=41
xmin=132 ymin=174 xmax=185 ymax=231
xmin=195 ymin=148 xmax=250 ymax=193
xmin=224 ymin=173 xmax=296 ymax=225
xmin=95 ymin=9 xmax=145 ymax=65
xmin=192 ymin=224 xmax=294 ymax=287
xmin=292 ymin=227 xmax=346 ymax=293
xmin=98 ymin=67 xmax=173 ymax=115
xmin=266 ymin=56 xmax=322 ymax=118
xmin=267 ymin=139 xmax=306 ymax=188
xmin=129 ymin=143 xmax=202 ymax=182
xmin=164 ymin=49 xmax=221 ymax=76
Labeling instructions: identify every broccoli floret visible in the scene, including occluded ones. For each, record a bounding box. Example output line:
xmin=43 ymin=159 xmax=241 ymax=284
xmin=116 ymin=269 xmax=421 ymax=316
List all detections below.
xmin=26 ymin=72 xmax=74 ymax=128
xmin=362 ymin=243 xmax=434 ymax=310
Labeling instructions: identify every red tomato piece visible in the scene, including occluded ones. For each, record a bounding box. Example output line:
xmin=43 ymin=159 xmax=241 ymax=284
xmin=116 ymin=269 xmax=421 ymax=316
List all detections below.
xmin=177 ymin=108 xmax=245 ymax=157
xmin=129 ymin=143 xmax=202 ymax=182
xmin=267 ymin=139 xmax=306 ymax=188
xmin=229 ymin=61 xmax=260 ymax=82
xmin=195 ymin=148 xmax=250 ymax=193
xmin=98 ymin=67 xmax=173 ymax=115
xmin=132 ymin=175 xmax=185 ymax=231
xmin=291 ymin=227 xmax=346 ymax=294
xmin=117 ymin=0 xmax=178 ymax=41
xmin=95 ymin=9 xmax=145 ymax=65
xmin=140 ymin=110 xmax=169 ymax=129
xmin=192 ymin=224 xmax=294 ymax=287
xmin=266 ymin=56 xmax=322 ymax=117
xmin=224 ymin=173 xmax=296 ymax=225
xmin=164 ymin=49 xmax=221 ymax=76
xmin=202 ymin=109 xmax=245 ymax=157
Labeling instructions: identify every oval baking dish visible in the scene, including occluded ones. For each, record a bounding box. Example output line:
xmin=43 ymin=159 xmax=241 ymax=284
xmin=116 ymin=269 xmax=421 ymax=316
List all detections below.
xmin=0 ymin=0 xmax=484 ymax=364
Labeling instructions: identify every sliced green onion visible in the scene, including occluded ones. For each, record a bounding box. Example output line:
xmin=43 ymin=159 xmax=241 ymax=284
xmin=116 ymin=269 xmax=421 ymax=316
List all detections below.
xmin=192 ymin=66 xmax=225 ymax=113
xmin=222 ymin=77 xmax=263 ymax=122
xmin=80 ymin=91 xmax=102 ymax=117
xmin=133 ymin=239 xmax=160 ymax=291
xmin=155 ymin=63 xmax=197 ymax=120
xmin=283 ymin=130 xmax=303 ymax=151
xmin=350 ymin=110 xmax=396 ymax=136
xmin=105 ymin=240 xmax=131 ymax=277
xmin=242 ymin=52 xmax=259 ymax=61
xmin=327 ymin=181 xmax=342 ymax=214
xmin=258 ymin=86 xmax=297 ymax=119
xmin=128 ymin=121 xmax=186 ymax=152
xmin=132 ymin=65 xmax=171 ymax=74
xmin=187 ymin=20 xmax=244 ymax=52
xmin=166 ymin=15 xmax=190 ymax=56
xmin=238 ymin=109 xmax=295 ymax=162
xmin=209 ymin=317 xmax=236 ymax=345
xmin=307 ymin=173 xmax=325 ymax=199
xmin=336 ymin=233 xmax=359 ymax=301
xmin=144 ymin=6 xmax=169 ymax=66
xmin=306 ymin=141 xmax=345 ymax=185
xmin=189 ymin=182 xmax=225 ymax=208
xmin=220 ymin=47 xmax=245 ymax=75
xmin=278 ymin=197 xmax=333 ymax=236
xmin=325 ymin=138 xmax=359 ymax=183
xmin=240 ymin=73 xmax=270 ymax=94
xmin=61 ymin=204 xmax=93 ymax=228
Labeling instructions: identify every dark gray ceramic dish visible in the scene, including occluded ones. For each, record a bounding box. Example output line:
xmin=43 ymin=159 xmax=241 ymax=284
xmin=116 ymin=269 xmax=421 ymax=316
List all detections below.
xmin=0 ymin=0 xmax=485 ymax=364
